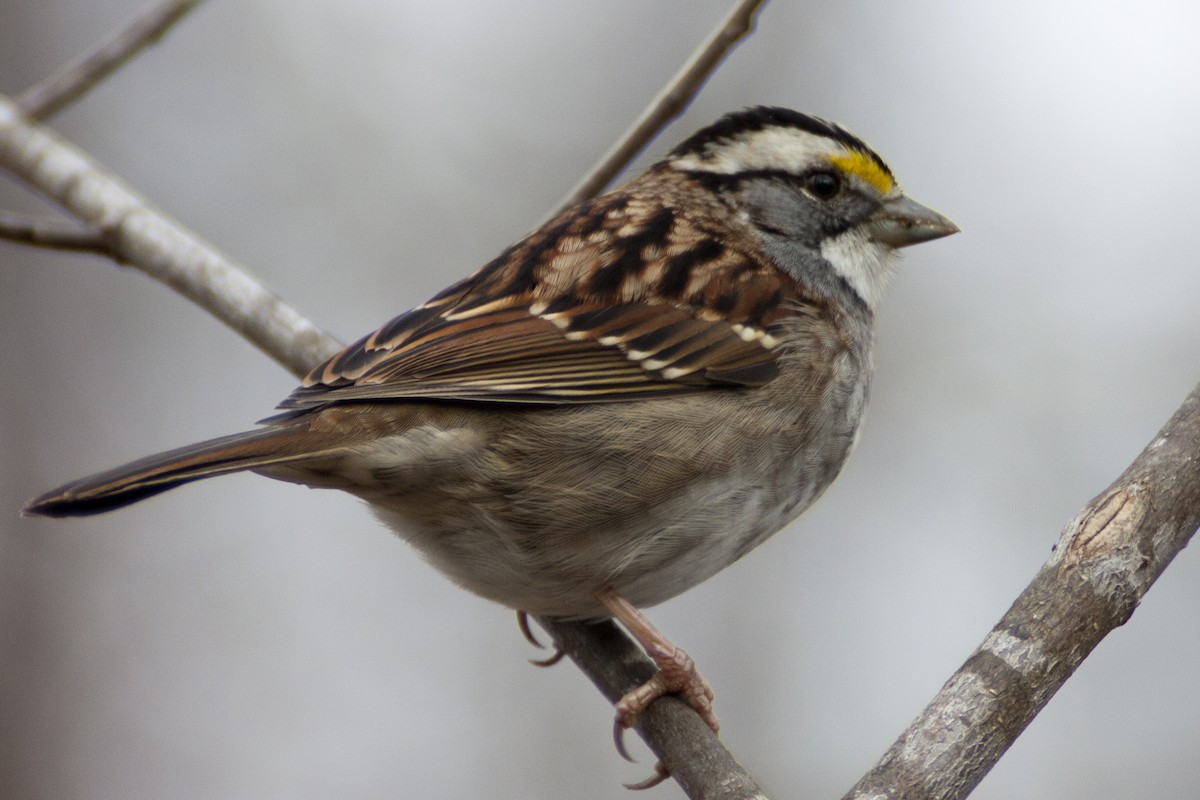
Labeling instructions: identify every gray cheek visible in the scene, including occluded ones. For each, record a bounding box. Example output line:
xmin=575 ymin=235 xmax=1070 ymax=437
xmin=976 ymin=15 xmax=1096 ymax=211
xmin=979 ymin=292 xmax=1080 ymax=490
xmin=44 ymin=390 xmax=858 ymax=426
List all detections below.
xmin=758 ymin=231 xmax=868 ymax=311
xmin=740 ymin=179 xmax=822 ymax=242
xmin=738 ymin=180 xmax=873 ymax=309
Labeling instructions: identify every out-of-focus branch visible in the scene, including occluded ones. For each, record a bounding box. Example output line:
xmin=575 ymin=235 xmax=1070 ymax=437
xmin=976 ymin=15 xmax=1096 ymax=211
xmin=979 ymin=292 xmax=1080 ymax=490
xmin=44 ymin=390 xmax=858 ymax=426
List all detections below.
xmin=0 ymin=210 xmax=113 ymax=254
xmin=0 ymin=95 xmax=337 ymax=377
xmin=18 ymin=0 xmax=205 ymax=120
xmin=554 ymin=0 xmax=769 ymax=211
xmin=843 ymin=381 xmax=1200 ymax=800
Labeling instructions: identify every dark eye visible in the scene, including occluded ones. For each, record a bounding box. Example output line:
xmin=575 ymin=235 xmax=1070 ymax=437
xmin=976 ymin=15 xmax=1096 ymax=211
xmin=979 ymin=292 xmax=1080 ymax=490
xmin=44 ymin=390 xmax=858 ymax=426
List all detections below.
xmin=804 ymin=170 xmax=841 ymax=200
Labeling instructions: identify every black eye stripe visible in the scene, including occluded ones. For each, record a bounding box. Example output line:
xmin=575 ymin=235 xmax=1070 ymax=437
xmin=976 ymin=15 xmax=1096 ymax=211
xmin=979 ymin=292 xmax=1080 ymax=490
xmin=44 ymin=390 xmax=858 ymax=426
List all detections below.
xmin=682 ymin=167 xmax=807 ymax=191
xmin=683 ymin=167 xmax=850 ymax=200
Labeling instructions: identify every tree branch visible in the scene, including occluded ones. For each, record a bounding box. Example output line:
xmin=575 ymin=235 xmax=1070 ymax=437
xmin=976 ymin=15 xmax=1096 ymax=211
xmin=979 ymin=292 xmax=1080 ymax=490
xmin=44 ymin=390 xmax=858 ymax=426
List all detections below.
xmin=541 ymin=618 xmax=769 ymax=800
xmin=844 ymin=381 xmax=1200 ymax=799
xmin=17 ymin=0 xmax=205 ymax=121
xmin=554 ymin=0 xmax=769 ymax=211
xmin=0 ymin=210 xmax=113 ymax=254
xmin=0 ymin=95 xmax=337 ymax=378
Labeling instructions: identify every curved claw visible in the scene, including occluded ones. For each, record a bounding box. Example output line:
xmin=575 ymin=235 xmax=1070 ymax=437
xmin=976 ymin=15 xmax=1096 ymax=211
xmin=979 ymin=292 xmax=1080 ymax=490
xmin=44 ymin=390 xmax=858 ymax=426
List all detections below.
xmin=614 ymin=714 xmax=672 ymax=789
xmin=516 ymin=611 xmax=565 ymax=667
xmin=516 ymin=611 xmax=545 ymax=649
xmin=624 ymin=761 xmax=671 ymax=791
xmin=529 ymin=648 xmax=565 ymax=667
xmin=613 ymin=718 xmax=636 ymax=763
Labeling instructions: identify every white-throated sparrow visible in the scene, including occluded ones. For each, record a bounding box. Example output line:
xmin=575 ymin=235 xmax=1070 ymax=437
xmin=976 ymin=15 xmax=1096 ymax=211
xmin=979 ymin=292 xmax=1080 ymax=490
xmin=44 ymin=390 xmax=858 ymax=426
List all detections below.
xmin=25 ymin=107 xmax=957 ymax=738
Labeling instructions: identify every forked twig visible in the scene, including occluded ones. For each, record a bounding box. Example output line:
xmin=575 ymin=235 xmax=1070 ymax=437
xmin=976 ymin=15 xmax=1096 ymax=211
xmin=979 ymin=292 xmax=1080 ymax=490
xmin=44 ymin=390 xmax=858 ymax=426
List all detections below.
xmin=18 ymin=0 xmax=205 ymax=120
xmin=0 ymin=210 xmax=113 ymax=254
xmin=0 ymin=94 xmax=339 ymax=378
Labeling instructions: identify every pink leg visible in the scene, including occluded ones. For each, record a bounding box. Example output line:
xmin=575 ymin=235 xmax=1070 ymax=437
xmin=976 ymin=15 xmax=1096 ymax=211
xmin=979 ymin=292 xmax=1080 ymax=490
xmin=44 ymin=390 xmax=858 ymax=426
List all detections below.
xmin=596 ymin=587 xmax=719 ymax=735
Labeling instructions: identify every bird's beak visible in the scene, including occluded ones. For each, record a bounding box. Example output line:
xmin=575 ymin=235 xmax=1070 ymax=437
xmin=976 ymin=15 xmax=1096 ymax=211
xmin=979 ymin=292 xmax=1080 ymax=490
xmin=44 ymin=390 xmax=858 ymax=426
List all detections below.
xmin=867 ymin=194 xmax=959 ymax=248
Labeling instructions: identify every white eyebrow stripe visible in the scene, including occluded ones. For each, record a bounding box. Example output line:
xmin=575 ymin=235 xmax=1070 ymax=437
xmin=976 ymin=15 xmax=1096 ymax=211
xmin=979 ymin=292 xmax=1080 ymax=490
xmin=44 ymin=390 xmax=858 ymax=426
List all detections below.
xmin=670 ymin=127 xmax=845 ymax=175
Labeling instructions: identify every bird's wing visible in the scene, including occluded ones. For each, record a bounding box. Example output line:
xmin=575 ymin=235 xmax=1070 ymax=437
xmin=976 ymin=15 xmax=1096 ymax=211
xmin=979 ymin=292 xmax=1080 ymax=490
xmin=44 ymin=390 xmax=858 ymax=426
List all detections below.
xmin=280 ymin=185 xmax=807 ymax=411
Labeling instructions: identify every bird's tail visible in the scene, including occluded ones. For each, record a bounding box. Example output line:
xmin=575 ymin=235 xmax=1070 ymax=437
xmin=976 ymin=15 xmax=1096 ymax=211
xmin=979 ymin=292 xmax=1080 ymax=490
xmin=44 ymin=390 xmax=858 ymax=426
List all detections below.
xmin=23 ymin=424 xmax=336 ymax=518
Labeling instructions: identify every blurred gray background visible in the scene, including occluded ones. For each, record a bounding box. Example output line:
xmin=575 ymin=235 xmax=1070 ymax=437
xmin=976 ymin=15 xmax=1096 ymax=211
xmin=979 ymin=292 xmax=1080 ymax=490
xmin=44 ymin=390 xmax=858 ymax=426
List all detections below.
xmin=3 ymin=1 xmax=1199 ymax=798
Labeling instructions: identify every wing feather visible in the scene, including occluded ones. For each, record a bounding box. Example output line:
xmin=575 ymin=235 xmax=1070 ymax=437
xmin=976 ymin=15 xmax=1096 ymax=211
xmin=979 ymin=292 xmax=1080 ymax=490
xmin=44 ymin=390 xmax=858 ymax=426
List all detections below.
xmin=281 ymin=176 xmax=810 ymax=411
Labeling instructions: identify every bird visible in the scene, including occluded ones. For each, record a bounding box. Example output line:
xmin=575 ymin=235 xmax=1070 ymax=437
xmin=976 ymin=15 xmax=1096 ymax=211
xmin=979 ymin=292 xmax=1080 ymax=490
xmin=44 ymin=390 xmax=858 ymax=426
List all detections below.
xmin=24 ymin=106 xmax=957 ymax=745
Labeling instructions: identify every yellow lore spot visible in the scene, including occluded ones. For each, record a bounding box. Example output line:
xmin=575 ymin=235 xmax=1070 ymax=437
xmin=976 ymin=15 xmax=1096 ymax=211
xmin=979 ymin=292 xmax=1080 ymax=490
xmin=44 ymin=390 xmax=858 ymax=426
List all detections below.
xmin=830 ymin=150 xmax=894 ymax=194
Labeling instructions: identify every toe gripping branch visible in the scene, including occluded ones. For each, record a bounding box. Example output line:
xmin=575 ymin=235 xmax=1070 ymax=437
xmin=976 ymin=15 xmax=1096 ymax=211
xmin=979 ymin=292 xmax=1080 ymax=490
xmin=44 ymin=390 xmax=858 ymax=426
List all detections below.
xmin=521 ymin=591 xmax=737 ymax=792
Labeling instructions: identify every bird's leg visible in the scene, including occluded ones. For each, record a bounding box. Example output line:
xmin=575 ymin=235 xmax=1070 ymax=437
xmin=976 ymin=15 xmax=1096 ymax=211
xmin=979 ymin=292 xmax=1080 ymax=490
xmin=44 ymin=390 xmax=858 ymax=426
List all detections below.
xmin=596 ymin=587 xmax=719 ymax=735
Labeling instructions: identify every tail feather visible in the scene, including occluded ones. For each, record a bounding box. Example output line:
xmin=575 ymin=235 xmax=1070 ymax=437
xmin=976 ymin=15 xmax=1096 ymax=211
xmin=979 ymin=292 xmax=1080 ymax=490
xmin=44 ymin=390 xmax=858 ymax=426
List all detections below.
xmin=23 ymin=425 xmax=333 ymax=518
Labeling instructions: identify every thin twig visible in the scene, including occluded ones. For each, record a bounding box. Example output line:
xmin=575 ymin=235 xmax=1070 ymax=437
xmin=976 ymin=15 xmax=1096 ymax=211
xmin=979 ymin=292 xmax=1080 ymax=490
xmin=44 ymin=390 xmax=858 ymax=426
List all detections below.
xmin=0 ymin=95 xmax=337 ymax=377
xmin=0 ymin=210 xmax=113 ymax=254
xmin=554 ymin=0 xmax=769 ymax=211
xmin=844 ymin=382 xmax=1200 ymax=800
xmin=18 ymin=0 xmax=205 ymax=120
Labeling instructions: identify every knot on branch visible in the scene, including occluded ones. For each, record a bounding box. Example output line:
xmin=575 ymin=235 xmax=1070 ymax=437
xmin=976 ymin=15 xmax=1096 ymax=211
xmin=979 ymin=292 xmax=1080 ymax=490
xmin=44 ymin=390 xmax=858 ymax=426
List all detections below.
xmin=1067 ymin=484 xmax=1148 ymax=560
xmin=1053 ymin=483 xmax=1149 ymax=627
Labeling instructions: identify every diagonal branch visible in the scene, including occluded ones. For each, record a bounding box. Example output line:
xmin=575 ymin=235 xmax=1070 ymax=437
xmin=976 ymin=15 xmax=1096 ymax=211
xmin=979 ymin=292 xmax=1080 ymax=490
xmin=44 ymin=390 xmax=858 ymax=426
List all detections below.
xmin=554 ymin=0 xmax=769 ymax=211
xmin=844 ymin=381 xmax=1200 ymax=800
xmin=18 ymin=0 xmax=205 ymax=120
xmin=0 ymin=95 xmax=337 ymax=378
xmin=544 ymin=618 xmax=768 ymax=800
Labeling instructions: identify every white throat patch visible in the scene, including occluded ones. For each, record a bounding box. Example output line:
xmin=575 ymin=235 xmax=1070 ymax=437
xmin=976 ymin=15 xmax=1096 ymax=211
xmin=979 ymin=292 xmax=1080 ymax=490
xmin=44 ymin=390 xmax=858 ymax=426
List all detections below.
xmin=820 ymin=226 xmax=898 ymax=311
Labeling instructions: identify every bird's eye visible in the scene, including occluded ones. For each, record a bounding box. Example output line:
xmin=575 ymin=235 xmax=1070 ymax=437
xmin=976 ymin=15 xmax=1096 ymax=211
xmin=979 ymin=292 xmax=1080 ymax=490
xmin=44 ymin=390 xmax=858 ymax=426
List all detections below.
xmin=804 ymin=171 xmax=841 ymax=201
